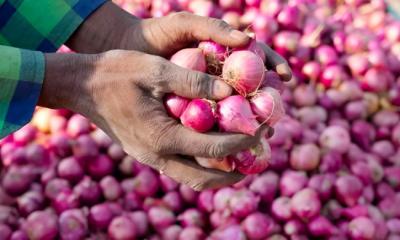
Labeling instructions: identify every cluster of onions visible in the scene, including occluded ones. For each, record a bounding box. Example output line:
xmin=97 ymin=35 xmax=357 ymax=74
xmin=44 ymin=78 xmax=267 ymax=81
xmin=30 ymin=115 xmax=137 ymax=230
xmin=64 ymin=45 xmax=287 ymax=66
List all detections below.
xmin=164 ymin=39 xmax=286 ymax=175
xmin=1 ymin=0 xmax=400 ymax=239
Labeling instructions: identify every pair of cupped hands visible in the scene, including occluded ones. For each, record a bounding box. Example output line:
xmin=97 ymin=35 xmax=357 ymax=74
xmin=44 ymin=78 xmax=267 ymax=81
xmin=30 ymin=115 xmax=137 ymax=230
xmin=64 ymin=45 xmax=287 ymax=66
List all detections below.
xmin=39 ymin=2 xmax=292 ymax=190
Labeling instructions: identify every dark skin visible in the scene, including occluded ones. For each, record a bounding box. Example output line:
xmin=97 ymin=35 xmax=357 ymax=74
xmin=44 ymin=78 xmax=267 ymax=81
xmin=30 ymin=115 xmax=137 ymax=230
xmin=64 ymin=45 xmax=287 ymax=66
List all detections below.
xmin=39 ymin=2 xmax=292 ymax=190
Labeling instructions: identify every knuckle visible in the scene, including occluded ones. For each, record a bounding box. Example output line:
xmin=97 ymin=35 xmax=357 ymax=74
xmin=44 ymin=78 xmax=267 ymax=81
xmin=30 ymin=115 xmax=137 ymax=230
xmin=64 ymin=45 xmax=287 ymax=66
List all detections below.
xmin=186 ymin=71 xmax=210 ymax=98
xmin=209 ymin=18 xmax=230 ymax=31
xmin=207 ymin=141 xmax=228 ymax=158
xmin=172 ymin=11 xmax=191 ymax=21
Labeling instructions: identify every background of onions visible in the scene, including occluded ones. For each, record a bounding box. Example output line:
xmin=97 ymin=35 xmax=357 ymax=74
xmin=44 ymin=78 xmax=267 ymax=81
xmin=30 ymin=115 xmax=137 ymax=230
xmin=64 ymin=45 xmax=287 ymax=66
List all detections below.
xmin=1 ymin=0 xmax=400 ymax=239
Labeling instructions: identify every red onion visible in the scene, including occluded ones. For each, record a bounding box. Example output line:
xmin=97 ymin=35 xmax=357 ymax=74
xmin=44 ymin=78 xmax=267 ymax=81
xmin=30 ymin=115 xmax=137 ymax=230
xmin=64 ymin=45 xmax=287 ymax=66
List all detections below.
xmin=335 ymin=175 xmax=363 ymax=207
xmin=222 ymin=51 xmax=265 ymax=96
xmin=198 ymin=41 xmax=226 ymax=62
xmin=90 ymin=128 xmax=112 ymax=149
xmin=308 ymin=174 xmax=336 ymax=201
xmin=277 ymin=5 xmax=303 ymax=30
xmin=179 ymin=226 xmax=206 ymax=240
xmin=127 ymin=211 xmax=149 ymax=237
xmin=159 ymin=175 xmax=178 ymax=192
xmin=319 ymin=65 xmax=347 ymax=88
xmin=179 ymin=184 xmax=198 ymax=204
xmin=249 ymin=171 xmax=278 ymax=202
xmin=291 ymin=188 xmax=321 ymax=221
xmin=52 ymin=189 xmax=79 ymax=214
xmin=13 ymin=125 xmax=36 ymax=145
xmin=222 ymin=11 xmax=241 ymax=29
xmin=319 ymin=126 xmax=351 ymax=154
xmin=280 ymin=170 xmax=308 ymax=197
xmin=67 ymin=114 xmax=91 ymax=137
xmin=308 ymin=216 xmax=337 ymax=237
xmin=387 ymin=218 xmax=400 ymax=234
xmin=273 ymin=31 xmax=301 ymax=58
xmin=180 ymin=99 xmax=215 ymax=133
xmin=162 ymin=225 xmax=182 ymax=240
xmin=100 ymin=176 xmax=123 ymax=201
xmin=108 ymin=216 xmax=137 ymax=240
xmin=87 ymin=154 xmax=113 ymax=180
xmin=261 ymin=71 xmax=285 ymax=93
xmin=217 ymin=95 xmax=260 ymax=136
xmin=242 ymin=212 xmax=273 ymax=239
xmin=361 ymin=68 xmax=392 ymax=92
xmin=197 ymin=190 xmax=213 ymax=213
xmin=218 ymin=0 xmax=241 ymax=11
xmin=148 ymin=206 xmax=176 ymax=229
xmin=385 ymin=167 xmax=400 ymax=190
xmin=2 ymin=165 xmax=35 ymax=196
xmin=72 ymin=135 xmax=98 ymax=161
xmin=271 ymin=196 xmax=292 ymax=221
xmin=170 ymin=48 xmax=207 ymax=72
xmin=163 ymin=191 xmax=183 ymax=212
xmin=59 ymin=209 xmax=88 ymax=240
xmin=348 ymin=217 xmax=376 ymax=240
xmin=316 ymin=45 xmax=339 ymax=66
xmin=210 ymin=224 xmax=246 ymax=240
xmin=229 ymin=136 xmax=271 ymax=174
xmin=213 ymin=188 xmax=235 ymax=211
xmin=250 ymin=87 xmax=285 ymax=125
xmin=319 ymin=151 xmax=343 ymax=173
xmin=24 ymin=210 xmax=58 ymax=240
xmin=347 ymin=53 xmax=368 ymax=76
xmin=74 ymin=176 xmax=101 ymax=205
xmin=290 ymin=143 xmax=320 ymax=171
xmin=10 ymin=230 xmax=28 ymax=240
xmin=57 ymin=157 xmax=84 ymax=183
xmin=89 ymin=203 xmax=114 ymax=230
xmin=302 ymin=61 xmax=321 ymax=82
xmin=379 ymin=196 xmax=400 ymax=218
xmin=17 ymin=191 xmax=44 ymax=217
xmin=284 ymin=219 xmax=305 ymax=236
xmin=178 ymin=208 xmax=205 ymax=228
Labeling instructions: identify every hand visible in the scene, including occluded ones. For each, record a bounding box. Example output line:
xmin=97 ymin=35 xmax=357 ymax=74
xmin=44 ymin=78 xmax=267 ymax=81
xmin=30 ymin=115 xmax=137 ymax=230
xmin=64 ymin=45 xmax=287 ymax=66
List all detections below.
xmin=67 ymin=2 xmax=292 ymax=81
xmin=39 ymin=50 xmax=268 ymax=190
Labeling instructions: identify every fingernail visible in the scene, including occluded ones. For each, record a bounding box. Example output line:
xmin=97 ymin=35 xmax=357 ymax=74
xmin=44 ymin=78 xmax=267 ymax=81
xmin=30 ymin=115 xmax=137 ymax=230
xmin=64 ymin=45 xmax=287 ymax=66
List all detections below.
xmin=213 ymin=80 xmax=232 ymax=99
xmin=230 ymin=30 xmax=248 ymax=41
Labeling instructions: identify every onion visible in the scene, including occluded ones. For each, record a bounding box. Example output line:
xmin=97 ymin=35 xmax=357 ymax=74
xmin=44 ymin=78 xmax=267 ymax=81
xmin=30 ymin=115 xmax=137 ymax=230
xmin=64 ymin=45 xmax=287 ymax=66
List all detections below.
xmin=222 ymin=11 xmax=241 ymax=29
xmin=280 ymin=170 xmax=308 ymax=197
xmin=348 ymin=217 xmax=376 ymax=240
xmin=277 ymin=5 xmax=303 ymax=30
xmin=213 ymin=187 xmax=235 ymax=211
xmin=228 ymin=136 xmax=271 ymax=174
xmin=100 ymin=176 xmax=123 ymax=201
xmin=222 ymin=51 xmax=265 ymax=96
xmin=228 ymin=189 xmax=259 ymax=217
xmin=148 ymin=206 xmax=176 ymax=229
xmin=308 ymin=174 xmax=336 ymax=201
xmin=319 ymin=126 xmax=351 ymax=154
xmin=271 ymin=196 xmax=292 ymax=221
xmin=162 ymin=225 xmax=182 ymax=240
xmin=24 ymin=210 xmax=58 ymax=240
xmin=197 ymin=190 xmax=213 ymax=213
xmin=108 ymin=216 xmax=137 ymax=240
xmin=291 ymin=188 xmax=321 ymax=221
xmin=162 ymin=191 xmax=183 ymax=212
xmin=57 ymin=157 xmax=84 ymax=183
xmin=308 ymin=216 xmax=337 ymax=237
xmin=250 ymin=87 xmax=285 ymax=126
xmin=290 ymin=143 xmax=320 ymax=171
xmin=170 ymin=48 xmax=207 ymax=72
xmin=59 ymin=209 xmax=88 ymax=240
xmin=180 ymin=99 xmax=216 ymax=133
xmin=242 ymin=213 xmax=273 ymax=239
xmin=178 ymin=208 xmax=205 ymax=228
xmin=315 ymin=45 xmax=339 ymax=66
xmin=217 ymin=95 xmax=260 ymax=136
xmin=335 ymin=175 xmax=363 ymax=207
xmin=249 ymin=171 xmax=279 ymax=202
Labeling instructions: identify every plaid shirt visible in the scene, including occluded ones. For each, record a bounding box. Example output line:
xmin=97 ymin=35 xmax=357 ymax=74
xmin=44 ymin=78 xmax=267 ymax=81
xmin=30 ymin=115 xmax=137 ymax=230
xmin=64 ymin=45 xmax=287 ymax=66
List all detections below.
xmin=0 ymin=0 xmax=106 ymax=138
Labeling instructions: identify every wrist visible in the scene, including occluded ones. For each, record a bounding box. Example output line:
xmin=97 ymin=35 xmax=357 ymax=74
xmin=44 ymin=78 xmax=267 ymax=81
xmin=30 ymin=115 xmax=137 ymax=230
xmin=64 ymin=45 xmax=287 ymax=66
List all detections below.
xmin=38 ymin=53 xmax=99 ymax=112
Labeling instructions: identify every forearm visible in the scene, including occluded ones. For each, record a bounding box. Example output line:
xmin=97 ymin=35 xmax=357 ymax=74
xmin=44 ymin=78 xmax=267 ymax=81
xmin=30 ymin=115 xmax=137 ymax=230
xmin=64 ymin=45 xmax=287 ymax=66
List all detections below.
xmin=66 ymin=1 xmax=141 ymax=53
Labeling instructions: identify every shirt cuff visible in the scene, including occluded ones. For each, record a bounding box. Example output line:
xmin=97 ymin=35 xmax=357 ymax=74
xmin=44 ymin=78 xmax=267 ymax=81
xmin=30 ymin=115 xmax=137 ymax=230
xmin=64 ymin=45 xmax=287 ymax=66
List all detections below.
xmin=0 ymin=46 xmax=44 ymax=139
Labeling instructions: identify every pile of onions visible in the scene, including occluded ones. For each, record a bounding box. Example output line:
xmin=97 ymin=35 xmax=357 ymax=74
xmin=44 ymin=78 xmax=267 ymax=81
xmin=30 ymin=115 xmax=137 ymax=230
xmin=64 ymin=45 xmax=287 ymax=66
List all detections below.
xmin=1 ymin=0 xmax=400 ymax=239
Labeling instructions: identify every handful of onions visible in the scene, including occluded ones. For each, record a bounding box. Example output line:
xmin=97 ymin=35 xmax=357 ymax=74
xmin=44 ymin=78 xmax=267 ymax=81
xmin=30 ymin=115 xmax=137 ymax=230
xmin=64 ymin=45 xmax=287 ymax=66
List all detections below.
xmin=164 ymin=38 xmax=286 ymax=174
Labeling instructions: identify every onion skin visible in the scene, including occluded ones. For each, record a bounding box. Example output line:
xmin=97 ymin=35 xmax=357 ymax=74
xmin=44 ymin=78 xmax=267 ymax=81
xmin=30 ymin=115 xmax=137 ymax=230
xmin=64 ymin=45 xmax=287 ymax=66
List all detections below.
xmin=164 ymin=94 xmax=189 ymax=119
xmin=250 ymin=87 xmax=285 ymax=126
xmin=222 ymin=51 xmax=265 ymax=96
xmin=180 ymin=99 xmax=216 ymax=133
xmin=217 ymin=95 xmax=260 ymax=136
xmin=170 ymin=48 xmax=207 ymax=72
xmin=228 ymin=137 xmax=271 ymax=174
xmin=291 ymin=188 xmax=321 ymax=222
